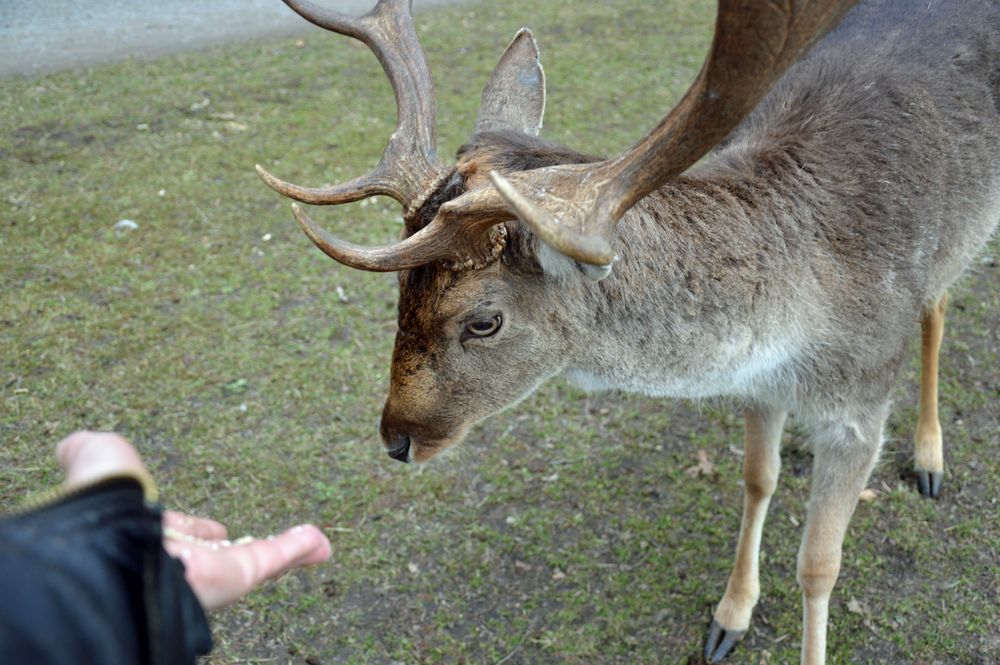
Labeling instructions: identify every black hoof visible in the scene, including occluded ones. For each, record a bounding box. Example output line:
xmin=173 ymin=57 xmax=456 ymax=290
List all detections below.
xmin=915 ymin=469 xmax=943 ymax=499
xmin=704 ymin=619 xmax=745 ymax=663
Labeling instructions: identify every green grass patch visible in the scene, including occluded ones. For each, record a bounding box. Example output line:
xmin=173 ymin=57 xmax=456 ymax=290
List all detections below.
xmin=2 ymin=0 xmax=998 ymax=663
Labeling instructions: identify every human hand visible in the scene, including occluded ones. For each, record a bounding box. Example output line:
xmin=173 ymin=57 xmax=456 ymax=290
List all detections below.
xmin=57 ymin=431 xmax=332 ymax=610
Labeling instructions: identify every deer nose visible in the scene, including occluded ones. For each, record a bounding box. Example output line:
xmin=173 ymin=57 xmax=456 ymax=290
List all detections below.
xmin=386 ymin=435 xmax=411 ymax=463
xmin=386 ymin=434 xmax=410 ymax=464
xmin=378 ymin=400 xmax=412 ymax=464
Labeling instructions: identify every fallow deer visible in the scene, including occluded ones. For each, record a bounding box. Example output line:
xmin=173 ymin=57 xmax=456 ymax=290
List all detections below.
xmin=257 ymin=0 xmax=1000 ymax=662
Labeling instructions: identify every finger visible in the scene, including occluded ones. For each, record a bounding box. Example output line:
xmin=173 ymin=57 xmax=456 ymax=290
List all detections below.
xmin=227 ymin=524 xmax=331 ymax=586
xmin=56 ymin=431 xmax=149 ymax=488
xmin=164 ymin=524 xmax=331 ymax=610
xmin=164 ymin=511 xmax=228 ymax=541
xmin=273 ymin=525 xmax=333 ymax=569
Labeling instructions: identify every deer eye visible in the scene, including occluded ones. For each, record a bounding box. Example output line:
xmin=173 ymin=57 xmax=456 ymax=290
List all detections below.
xmin=464 ymin=314 xmax=502 ymax=339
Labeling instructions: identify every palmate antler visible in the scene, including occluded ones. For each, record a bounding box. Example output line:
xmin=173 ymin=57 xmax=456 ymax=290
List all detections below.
xmin=258 ymin=0 xmax=516 ymax=271
xmin=487 ymin=0 xmax=858 ymax=272
xmin=259 ymin=0 xmax=856 ymax=276
xmin=257 ymin=0 xmax=442 ymax=207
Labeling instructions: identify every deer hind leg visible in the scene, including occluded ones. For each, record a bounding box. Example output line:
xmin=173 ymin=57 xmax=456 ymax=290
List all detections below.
xmin=915 ymin=293 xmax=947 ymax=498
xmin=704 ymin=406 xmax=786 ymax=663
xmin=797 ymin=409 xmax=885 ymax=665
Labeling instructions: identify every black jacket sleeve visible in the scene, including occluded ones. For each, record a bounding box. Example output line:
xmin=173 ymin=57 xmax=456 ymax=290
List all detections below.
xmin=0 ymin=476 xmax=212 ymax=665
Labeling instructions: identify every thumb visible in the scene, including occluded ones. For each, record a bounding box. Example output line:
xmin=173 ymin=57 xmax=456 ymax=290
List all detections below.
xmin=57 ymin=431 xmax=150 ymax=488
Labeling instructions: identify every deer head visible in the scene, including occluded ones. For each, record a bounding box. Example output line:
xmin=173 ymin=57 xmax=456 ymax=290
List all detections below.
xmin=258 ymin=0 xmax=854 ymax=462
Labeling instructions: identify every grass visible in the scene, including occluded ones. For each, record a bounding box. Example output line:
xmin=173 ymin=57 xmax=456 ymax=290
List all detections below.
xmin=1 ymin=0 xmax=998 ymax=663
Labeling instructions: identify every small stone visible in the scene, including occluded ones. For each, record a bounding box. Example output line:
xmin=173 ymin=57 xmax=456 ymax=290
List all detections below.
xmin=846 ymin=597 xmax=868 ymax=615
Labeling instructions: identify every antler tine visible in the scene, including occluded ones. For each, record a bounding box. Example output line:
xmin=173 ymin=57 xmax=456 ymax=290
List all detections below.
xmin=491 ymin=0 xmax=857 ymax=269
xmin=489 ymin=171 xmax=615 ymax=265
xmin=279 ymin=0 xmax=368 ymax=38
xmin=290 ymin=185 xmax=510 ymax=271
xmin=259 ymin=0 xmax=444 ymax=207
xmin=255 ymin=163 xmax=397 ymax=205
xmin=291 ymin=202 xmax=442 ymax=271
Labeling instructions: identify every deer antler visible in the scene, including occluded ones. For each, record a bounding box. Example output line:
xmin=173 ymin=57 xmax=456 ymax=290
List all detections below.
xmin=289 ymin=182 xmax=511 ymax=271
xmin=487 ymin=0 xmax=858 ymax=271
xmin=257 ymin=0 xmax=512 ymax=271
xmin=259 ymin=0 xmax=855 ymax=274
xmin=256 ymin=0 xmax=444 ymax=208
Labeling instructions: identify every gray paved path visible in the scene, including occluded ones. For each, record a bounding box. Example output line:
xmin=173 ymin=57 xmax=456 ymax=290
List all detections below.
xmin=0 ymin=0 xmax=461 ymax=78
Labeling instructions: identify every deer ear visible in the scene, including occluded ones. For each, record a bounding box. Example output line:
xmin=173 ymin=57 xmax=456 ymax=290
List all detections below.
xmin=475 ymin=29 xmax=546 ymax=136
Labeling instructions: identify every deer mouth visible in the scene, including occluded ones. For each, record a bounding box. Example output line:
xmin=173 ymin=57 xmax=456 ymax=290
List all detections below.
xmin=382 ymin=424 xmax=470 ymax=464
xmin=408 ymin=430 xmax=468 ymax=463
xmin=383 ymin=436 xmax=452 ymax=464
xmin=380 ymin=404 xmax=474 ymax=463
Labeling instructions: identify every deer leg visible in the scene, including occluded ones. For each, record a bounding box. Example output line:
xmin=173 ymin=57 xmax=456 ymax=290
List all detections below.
xmin=915 ymin=293 xmax=947 ymax=498
xmin=797 ymin=412 xmax=885 ymax=665
xmin=704 ymin=407 xmax=786 ymax=663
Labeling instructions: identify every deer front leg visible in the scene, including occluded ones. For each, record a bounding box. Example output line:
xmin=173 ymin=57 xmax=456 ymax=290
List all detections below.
xmin=797 ymin=414 xmax=884 ymax=665
xmin=704 ymin=407 xmax=786 ymax=663
xmin=915 ymin=293 xmax=947 ymax=498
